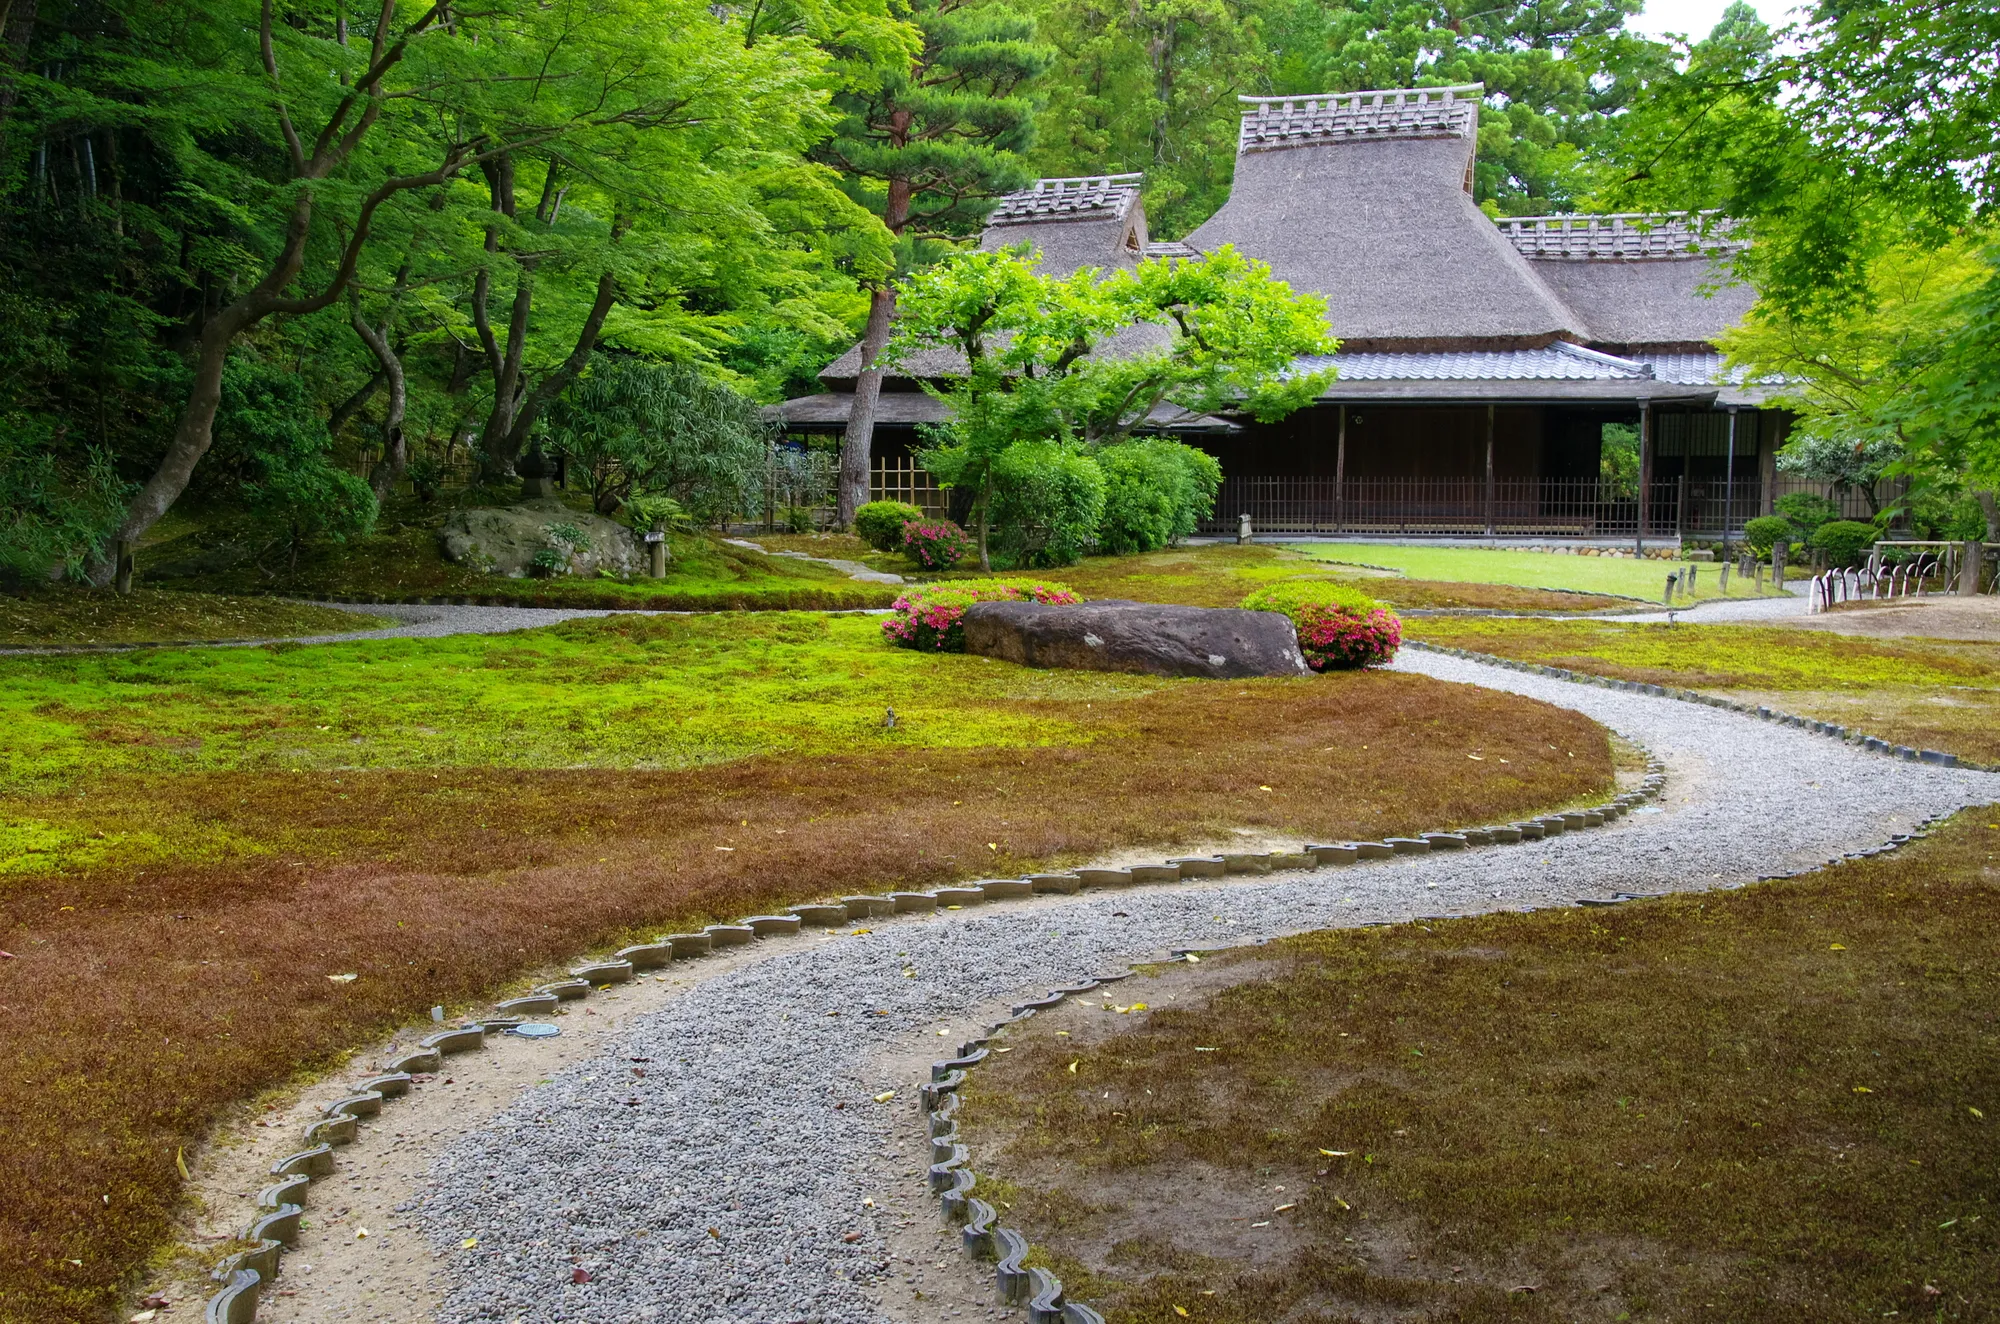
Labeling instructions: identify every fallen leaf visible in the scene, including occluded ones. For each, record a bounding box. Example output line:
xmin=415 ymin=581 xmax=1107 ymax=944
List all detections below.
xmin=986 ymin=842 xmax=997 ymax=850
xmin=873 ymin=1091 xmax=895 ymax=1103
xmin=1318 ymin=1149 xmax=1351 ymax=1158
xmin=1174 ymin=1308 xmax=1189 ymax=1318
xmin=461 ymin=1238 xmax=478 ymax=1249
xmin=327 ymin=973 xmax=358 ymax=983
xmin=1184 ymin=953 xmax=1201 ymax=963
xmin=1333 ymin=1196 xmax=1352 ymax=1210
xmin=713 ymin=846 xmax=734 ymax=852
xmin=1274 ymin=1203 xmax=1295 ymax=1213
xmin=1467 ymin=754 xmax=1484 ymax=761
xmin=175 ymin=1148 xmax=190 ymax=1181
xmin=1971 ymin=1107 xmax=1985 ymax=1120
xmin=140 ymin=1296 xmax=169 ymax=1310
xmin=850 ymin=928 xmax=872 ymax=936
xmin=1067 ymin=1061 xmax=1078 ymax=1074
xmin=1852 ymin=1086 xmax=1873 ymax=1094
xmin=843 ymin=1231 xmax=862 ymax=1244
xmin=571 ymin=1267 xmax=591 ymax=1284
xmin=706 ymin=1227 xmax=720 ymax=1239
xmin=128 ymin=1313 xmax=156 ymax=1323
xmin=355 ymin=1227 xmax=370 ymax=1239
xmin=1828 ymin=943 xmax=1846 ymax=951
xmin=0 ymin=950 xmax=13 ymax=959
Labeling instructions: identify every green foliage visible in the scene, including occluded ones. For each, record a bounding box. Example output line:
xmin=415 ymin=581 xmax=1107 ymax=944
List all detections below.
xmin=209 ymin=358 xmax=378 ymax=562
xmin=1774 ymin=432 xmax=1901 ymax=515
xmin=1095 ymin=439 xmax=1223 ymax=555
xmin=990 ymin=441 xmax=1106 ymax=568
xmin=0 ymin=425 xmax=132 ymax=583
xmin=1600 ymin=423 xmax=1639 ymax=499
xmin=855 ymin=500 xmax=926 ymax=551
xmin=1240 ymin=578 xmax=1384 ymax=620
xmin=1773 ymin=492 xmax=1841 ymax=539
xmin=623 ymin=494 xmax=693 ymax=533
xmin=1808 ymin=519 xmax=1879 ymax=568
xmin=546 ymin=360 xmax=774 ymax=522
xmin=814 ymin=0 xmax=1050 ymax=243
xmin=1743 ymin=516 xmax=1795 ymax=557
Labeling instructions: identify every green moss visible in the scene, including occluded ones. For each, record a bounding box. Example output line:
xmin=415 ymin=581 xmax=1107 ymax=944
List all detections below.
xmin=1288 ymin=542 xmax=1777 ymax=601
xmin=1406 ymin=618 xmax=2000 ymax=691
xmin=0 ymin=612 xmax=1167 ymax=803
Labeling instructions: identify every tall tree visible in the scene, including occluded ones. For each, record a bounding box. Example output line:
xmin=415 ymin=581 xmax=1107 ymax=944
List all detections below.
xmin=812 ymin=0 xmax=1051 ymax=526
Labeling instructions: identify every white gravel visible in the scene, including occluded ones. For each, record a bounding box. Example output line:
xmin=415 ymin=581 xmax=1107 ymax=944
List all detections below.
xmin=415 ymin=652 xmax=1997 ymax=1323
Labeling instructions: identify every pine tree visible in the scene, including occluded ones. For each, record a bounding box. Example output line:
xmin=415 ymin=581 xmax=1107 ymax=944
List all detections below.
xmin=813 ymin=0 xmax=1052 ymax=526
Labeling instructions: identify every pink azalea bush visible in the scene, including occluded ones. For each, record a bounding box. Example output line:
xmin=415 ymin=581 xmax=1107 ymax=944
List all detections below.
xmin=1240 ymin=579 xmax=1401 ymax=670
xmin=882 ymin=578 xmax=1083 ymax=651
xmin=900 ymin=519 xmax=976 ymax=571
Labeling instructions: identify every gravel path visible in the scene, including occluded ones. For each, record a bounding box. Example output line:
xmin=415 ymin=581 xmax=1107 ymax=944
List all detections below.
xmin=416 ymin=652 xmax=1999 ymax=1324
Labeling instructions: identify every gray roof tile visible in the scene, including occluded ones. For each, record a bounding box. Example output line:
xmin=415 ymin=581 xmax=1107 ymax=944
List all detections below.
xmin=1502 ymin=212 xmax=1743 ymax=261
xmin=1237 ymin=85 xmax=1480 ymax=154
xmin=987 ymin=174 xmax=1143 ymax=226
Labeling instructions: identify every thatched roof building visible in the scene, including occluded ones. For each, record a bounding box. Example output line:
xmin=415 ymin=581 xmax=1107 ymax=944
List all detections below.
xmin=776 ymin=84 xmax=1797 ymax=541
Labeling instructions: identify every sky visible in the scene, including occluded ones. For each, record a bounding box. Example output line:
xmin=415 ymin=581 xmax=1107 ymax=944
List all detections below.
xmin=1626 ymin=0 xmax=1796 ymax=40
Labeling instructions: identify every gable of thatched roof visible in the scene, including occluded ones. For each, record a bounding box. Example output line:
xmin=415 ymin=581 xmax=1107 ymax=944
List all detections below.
xmin=1502 ymin=213 xmax=1756 ymax=352
xmin=1183 ymin=85 xmax=1584 ymax=349
xmin=977 ymin=173 xmax=1149 ymax=276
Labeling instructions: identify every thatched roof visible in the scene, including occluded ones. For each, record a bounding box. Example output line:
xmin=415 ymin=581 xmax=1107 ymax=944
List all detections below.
xmin=978 ymin=173 xmax=1148 ymax=277
xmin=1184 ymin=85 xmax=1583 ymax=348
xmin=767 ymin=390 xmax=1238 ymax=435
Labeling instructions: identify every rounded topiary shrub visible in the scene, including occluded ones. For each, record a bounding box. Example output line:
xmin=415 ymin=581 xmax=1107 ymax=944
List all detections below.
xmin=1744 ymin=516 xmax=1795 ymax=557
xmin=1810 ymin=519 xmax=1879 ymax=568
xmin=854 ymin=500 xmax=925 ymax=552
xmin=1241 ymin=579 xmax=1401 ymax=671
xmin=881 ymin=578 xmax=1082 ymax=651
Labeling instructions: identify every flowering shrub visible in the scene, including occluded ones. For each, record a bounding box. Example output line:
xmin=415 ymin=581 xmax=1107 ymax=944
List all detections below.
xmin=882 ymin=578 xmax=1083 ymax=651
xmin=1241 ymin=579 xmax=1400 ymax=670
xmin=900 ymin=519 xmax=976 ymax=571
xmin=1294 ymin=604 xmax=1402 ymax=670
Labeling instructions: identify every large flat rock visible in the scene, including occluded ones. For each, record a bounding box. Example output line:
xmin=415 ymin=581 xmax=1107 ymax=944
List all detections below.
xmin=438 ymin=499 xmax=644 ymax=578
xmin=962 ymin=599 xmax=1308 ymax=679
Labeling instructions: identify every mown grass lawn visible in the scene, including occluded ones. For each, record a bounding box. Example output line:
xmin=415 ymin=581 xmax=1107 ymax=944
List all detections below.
xmin=0 ymin=589 xmax=383 ymax=648
xmin=744 ymin=536 xmax=1638 ymax=613
xmin=1288 ymin=542 xmax=1777 ymax=602
xmin=961 ymin=811 xmax=2000 ymax=1324
xmin=1407 ymin=617 xmax=2000 ymax=762
xmin=0 ymin=613 xmax=1611 ymax=1323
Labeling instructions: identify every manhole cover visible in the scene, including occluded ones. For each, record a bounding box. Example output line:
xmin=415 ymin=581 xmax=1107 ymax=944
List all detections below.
xmin=510 ymin=1023 xmax=561 ymax=1038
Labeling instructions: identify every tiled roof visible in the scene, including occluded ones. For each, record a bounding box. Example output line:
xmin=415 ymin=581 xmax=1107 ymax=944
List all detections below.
xmin=1637 ymin=351 xmax=1725 ymax=384
xmin=1142 ymin=240 xmax=1202 ymax=259
xmin=1502 ymin=212 xmax=1742 ymax=261
xmin=987 ymin=174 xmax=1143 ymax=226
xmin=1236 ymin=85 xmax=1480 ymax=154
xmin=1297 ymin=342 xmax=1654 ymax=382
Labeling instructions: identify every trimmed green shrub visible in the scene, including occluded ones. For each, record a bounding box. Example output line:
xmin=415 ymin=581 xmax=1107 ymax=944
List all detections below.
xmin=881 ymin=578 xmax=1082 ymax=651
xmin=1096 ymin=440 xmax=1224 ymax=555
xmin=1744 ymin=516 xmax=1794 ymax=556
xmin=1774 ymin=492 xmax=1841 ymax=539
xmin=1810 ymin=519 xmax=1879 ymax=568
xmin=1240 ymin=579 xmax=1384 ymax=618
xmin=990 ymin=441 xmax=1105 ymax=568
xmin=854 ymin=500 xmax=923 ymax=551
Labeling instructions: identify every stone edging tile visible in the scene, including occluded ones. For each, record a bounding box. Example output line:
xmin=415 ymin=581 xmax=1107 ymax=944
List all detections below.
xmin=1402 ymin=639 xmax=1990 ymax=772
xmin=200 ymin=747 xmax=1682 ymax=1322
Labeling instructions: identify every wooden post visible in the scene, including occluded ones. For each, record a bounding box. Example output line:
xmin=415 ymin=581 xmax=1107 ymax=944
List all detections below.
xmin=1334 ymin=404 xmax=1347 ymax=534
xmin=1961 ymin=539 xmax=1983 ymax=596
xmin=647 ymin=531 xmax=667 ymax=578
xmin=1722 ymin=406 xmax=1739 ymax=555
xmin=1773 ymin=538 xmax=1787 ymax=588
xmin=1484 ymin=403 xmax=1496 ymax=537
xmin=1636 ymin=400 xmax=1652 ymax=557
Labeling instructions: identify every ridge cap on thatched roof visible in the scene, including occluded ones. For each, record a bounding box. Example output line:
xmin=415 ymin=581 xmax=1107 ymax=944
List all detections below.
xmin=1502 ymin=210 xmax=1745 ymax=261
xmin=987 ymin=174 xmax=1145 ymax=227
xmin=1235 ymin=83 xmax=1482 ymax=154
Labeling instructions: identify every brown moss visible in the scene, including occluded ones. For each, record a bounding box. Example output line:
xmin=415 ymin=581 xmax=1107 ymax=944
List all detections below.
xmin=0 ymin=670 xmax=1607 ymax=1323
xmin=963 ymin=814 xmax=2000 ymax=1323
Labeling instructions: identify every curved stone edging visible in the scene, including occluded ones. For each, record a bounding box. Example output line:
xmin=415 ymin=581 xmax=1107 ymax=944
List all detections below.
xmin=196 ymin=760 xmax=1669 ymax=1323
xmin=1402 ymin=639 xmax=1987 ymax=771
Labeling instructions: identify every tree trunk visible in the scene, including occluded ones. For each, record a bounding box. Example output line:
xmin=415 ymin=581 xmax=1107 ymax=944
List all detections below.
xmin=976 ymin=470 xmax=991 ymax=571
xmin=503 ymin=270 xmax=617 ymax=460
xmin=1976 ymin=490 xmax=1999 ymax=541
xmin=839 ymin=284 xmax=896 ymax=527
xmin=328 ymin=368 xmax=386 ymax=437
xmin=353 ymin=320 xmax=408 ymax=503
